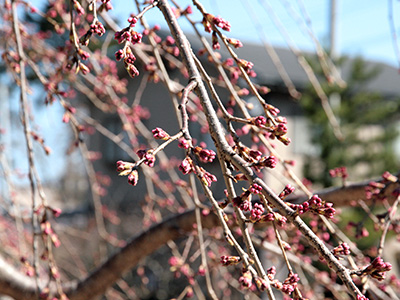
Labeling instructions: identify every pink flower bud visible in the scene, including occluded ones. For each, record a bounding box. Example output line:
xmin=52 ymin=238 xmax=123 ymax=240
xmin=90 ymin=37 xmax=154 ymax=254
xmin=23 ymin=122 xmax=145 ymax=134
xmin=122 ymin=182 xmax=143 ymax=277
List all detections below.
xmin=152 ymin=127 xmax=169 ymax=140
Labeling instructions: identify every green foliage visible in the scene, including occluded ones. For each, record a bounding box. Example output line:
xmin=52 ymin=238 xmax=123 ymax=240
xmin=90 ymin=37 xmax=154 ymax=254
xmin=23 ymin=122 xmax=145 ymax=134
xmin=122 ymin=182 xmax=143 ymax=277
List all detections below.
xmin=301 ymin=57 xmax=399 ymax=187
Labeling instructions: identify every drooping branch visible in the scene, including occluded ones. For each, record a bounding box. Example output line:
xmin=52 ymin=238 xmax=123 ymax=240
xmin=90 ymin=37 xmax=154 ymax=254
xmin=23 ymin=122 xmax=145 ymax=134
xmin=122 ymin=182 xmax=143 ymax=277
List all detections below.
xmin=288 ymin=172 xmax=400 ymax=207
xmin=157 ymin=0 xmax=363 ymax=298
xmin=2 ymin=1 xmax=398 ymax=300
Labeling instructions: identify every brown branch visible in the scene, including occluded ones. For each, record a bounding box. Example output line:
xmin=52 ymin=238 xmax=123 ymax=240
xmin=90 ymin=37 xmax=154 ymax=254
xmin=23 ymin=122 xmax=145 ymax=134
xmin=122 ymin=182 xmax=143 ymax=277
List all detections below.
xmin=0 ymin=210 xmax=219 ymax=300
xmin=287 ymin=173 xmax=400 ymax=207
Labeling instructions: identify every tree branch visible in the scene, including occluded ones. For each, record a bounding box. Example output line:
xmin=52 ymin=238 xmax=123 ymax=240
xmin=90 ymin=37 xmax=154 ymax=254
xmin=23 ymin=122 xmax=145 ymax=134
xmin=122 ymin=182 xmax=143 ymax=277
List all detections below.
xmin=287 ymin=173 xmax=400 ymax=207
xmin=0 ymin=210 xmax=219 ymax=300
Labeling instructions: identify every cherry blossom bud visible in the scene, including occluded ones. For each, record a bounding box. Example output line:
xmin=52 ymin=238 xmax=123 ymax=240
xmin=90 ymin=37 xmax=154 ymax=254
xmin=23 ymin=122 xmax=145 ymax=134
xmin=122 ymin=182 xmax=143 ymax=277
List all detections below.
xmin=248 ymin=149 xmax=262 ymax=160
xmin=183 ymin=5 xmax=193 ymax=14
xmin=238 ymin=59 xmax=254 ymax=71
xmin=382 ymin=171 xmax=398 ymax=183
xmin=179 ymin=157 xmax=193 ymax=175
xmin=255 ymin=277 xmax=268 ymax=291
xmin=73 ymin=0 xmax=85 ymax=15
xmin=212 ymin=15 xmax=231 ymax=31
xmin=278 ymin=136 xmax=291 ymax=145
xmin=115 ymin=49 xmax=124 ymax=61
xmin=249 ymin=184 xmax=262 ymax=194
xmin=128 ymin=16 xmax=137 ymax=27
xmin=178 ymin=138 xmax=190 ymax=149
xmin=265 ymin=104 xmax=280 ymax=116
xmin=201 ymin=171 xmax=217 ymax=187
xmin=238 ymin=270 xmax=252 ymax=289
xmin=227 ymin=38 xmax=243 ymax=48
xmin=220 ymin=255 xmax=241 ymax=266
xmin=251 ymin=116 xmax=267 ymax=127
xmin=51 ymin=207 xmax=62 ymax=218
xmin=279 ymin=184 xmax=295 ymax=200
xmin=332 ymin=242 xmax=351 ymax=257
xmin=126 ymin=64 xmax=139 ymax=78
xmin=127 ymin=170 xmax=139 ymax=186
xmin=78 ymin=48 xmax=90 ymax=60
xmin=78 ymin=62 xmax=90 ymax=75
xmin=258 ymin=155 xmax=278 ymax=169
xmin=194 ymin=146 xmax=216 ymax=163
xmin=267 ymin=266 xmax=277 ymax=279
xmin=152 ymin=127 xmax=169 ymax=140
xmin=250 ymin=203 xmax=264 ymax=222
xmin=260 ymin=213 xmax=274 ymax=223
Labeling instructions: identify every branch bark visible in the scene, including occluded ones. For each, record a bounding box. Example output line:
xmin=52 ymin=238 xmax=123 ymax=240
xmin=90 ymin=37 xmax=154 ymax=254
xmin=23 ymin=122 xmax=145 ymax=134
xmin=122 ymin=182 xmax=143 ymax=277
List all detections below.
xmin=287 ymin=173 xmax=400 ymax=206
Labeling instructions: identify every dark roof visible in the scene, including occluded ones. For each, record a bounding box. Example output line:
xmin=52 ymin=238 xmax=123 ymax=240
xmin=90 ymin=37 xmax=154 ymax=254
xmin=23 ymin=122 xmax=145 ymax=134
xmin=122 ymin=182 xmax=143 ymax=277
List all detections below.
xmin=155 ymin=30 xmax=400 ymax=97
xmin=233 ymin=43 xmax=400 ymax=98
xmin=185 ymin=31 xmax=400 ymax=97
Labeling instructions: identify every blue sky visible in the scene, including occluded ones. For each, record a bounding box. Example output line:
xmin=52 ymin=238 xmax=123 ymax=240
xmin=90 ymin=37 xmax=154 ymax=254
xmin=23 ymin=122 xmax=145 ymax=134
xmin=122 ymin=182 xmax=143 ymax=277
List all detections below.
xmin=26 ymin=0 xmax=400 ymax=66
xmin=112 ymin=0 xmax=400 ymax=67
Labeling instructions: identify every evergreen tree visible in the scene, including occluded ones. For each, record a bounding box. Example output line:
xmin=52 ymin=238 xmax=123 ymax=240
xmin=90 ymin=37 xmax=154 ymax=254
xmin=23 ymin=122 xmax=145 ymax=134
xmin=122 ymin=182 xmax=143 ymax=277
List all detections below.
xmin=302 ymin=57 xmax=399 ymax=187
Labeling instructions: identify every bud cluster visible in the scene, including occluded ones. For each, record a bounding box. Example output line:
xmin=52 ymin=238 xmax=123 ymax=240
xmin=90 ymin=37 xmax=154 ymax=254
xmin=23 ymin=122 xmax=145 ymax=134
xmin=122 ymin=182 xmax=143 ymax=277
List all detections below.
xmin=249 ymin=112 xmax=291 ymax=145
xmin=179 ymin=157 xmax=193 ymax=175
xmin=238 ymin=270 xmax=253 ymax=289
xmin=193 ymin=146 xmax=216 ymax=163
xmin=265 ymin=104 xmax=280 ymax=116
xmin=227 ymin=38 xmax=243 ymax=48
xmin=279 ymin=184 xmax=295 ymax=200
xmin=152 ymin=127 xmax=170 ymax=140
xmin=202 ymin=13 xmax=231 ymax=33
xmin=232 ymin=190 xmax=252 ymax=211
xmin=136 ymin=149 xmax=156 ymax=167
xmin=251 ymin=116 xmax=266 ymax=127
xmin=329 ymin=166 xmax=348 ymax=179
xmin=268 ymin=269 xmax=300 ymax=296
xmin=233 ymin=145 xmax=262 ymax=165
xmin=178 ymin=138 xmax=190 ymax=149
xmin=289 ymin=195 xmax=336 ymax=219
xmin=365 ymin=180 xmax=386 ymax=200
xmin=238 ymin=58 xmax=254 ymax=73
xmin=365 ymin=171 xmax=399 ymax=201
xmin=220 ymin=255 xmax=241 ymax=266
xmin=66 ymin=54 xmax=90 ymax=75
xmin=199 ymin=168 xmax=217 ymax=187
xmin=253 ymin=155 xmax=278 ymax=170
xmin=332 ymin=242 xmax=351 ymax=258
xmin=80 ymin=20 xmax=106 ymax=46
xmin=178 ymin=157 xmax=217 ymax=187
xmin=113 ymin=17 xmax=143 ymax=78
xmin=115 ymin=28 xmax=142 ymax=45
xmin=361 ymin=257 xmax=392 ymax=281
xmin=116 ymin=160 xmax=139 ymax=186
xmin=250 ymin=203 xmax=264 ymax=222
